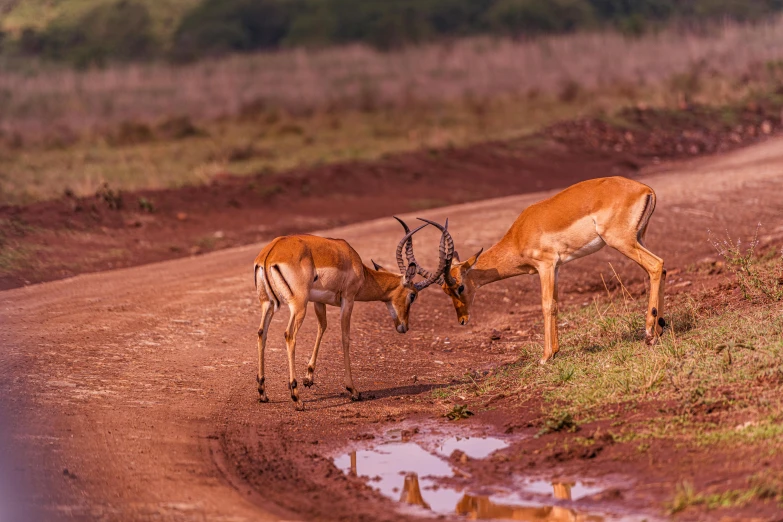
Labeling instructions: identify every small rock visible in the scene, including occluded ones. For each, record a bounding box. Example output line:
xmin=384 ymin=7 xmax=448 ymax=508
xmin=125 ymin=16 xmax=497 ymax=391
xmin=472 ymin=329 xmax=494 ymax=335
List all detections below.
xmin=490 ymin=329 xmax=502 ymax=341
xmin=176 ymin=212 xmax=188 ymax=221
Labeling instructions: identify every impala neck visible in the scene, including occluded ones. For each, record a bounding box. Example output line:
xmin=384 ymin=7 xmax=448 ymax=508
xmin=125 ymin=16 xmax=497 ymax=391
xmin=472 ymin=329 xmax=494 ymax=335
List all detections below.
xmin=356 ymin=265 xmax=403 ymax=302
xmin=467 ymin=237 xmax=533 ymax=288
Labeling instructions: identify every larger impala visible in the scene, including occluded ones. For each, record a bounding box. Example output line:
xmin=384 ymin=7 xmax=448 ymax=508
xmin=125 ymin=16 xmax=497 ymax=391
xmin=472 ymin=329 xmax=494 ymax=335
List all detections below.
xmin=253 ymin=218 xmax=453 ymax=410
xmin=424 ymin=176 xmax=666 ymax=364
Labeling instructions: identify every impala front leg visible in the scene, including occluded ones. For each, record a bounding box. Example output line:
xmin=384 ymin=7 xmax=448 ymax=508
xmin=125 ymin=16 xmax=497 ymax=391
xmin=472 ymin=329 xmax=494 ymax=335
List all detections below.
xmin=538 ymin=265 xmax=560 ymax=364
xmin=304 ymin=302 xmax=327 ymax=388
xmin=340 ymin=297 xmax=361 ymax=401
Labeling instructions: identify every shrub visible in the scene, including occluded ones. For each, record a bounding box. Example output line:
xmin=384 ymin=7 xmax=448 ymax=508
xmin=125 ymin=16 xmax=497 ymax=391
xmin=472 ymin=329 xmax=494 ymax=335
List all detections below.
xmin=171 ymin=0 xmax=295 ymax=61
xmin=487 ymin=0 xmax=595 ymax=36
xmin=42 ymin=1 xmax=158 ymax=67
xmin=17 ymin=28 xmax=46 ymax=56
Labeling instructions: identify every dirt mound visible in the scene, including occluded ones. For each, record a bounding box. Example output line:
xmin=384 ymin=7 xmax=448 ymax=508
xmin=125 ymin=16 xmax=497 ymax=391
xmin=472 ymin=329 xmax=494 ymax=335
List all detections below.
xmin=546 ymin=99 xmax=783 ymax=159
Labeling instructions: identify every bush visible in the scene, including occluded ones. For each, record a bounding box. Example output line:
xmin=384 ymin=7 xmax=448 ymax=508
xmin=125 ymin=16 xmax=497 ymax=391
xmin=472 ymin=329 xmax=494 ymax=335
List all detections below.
xmin=487 ymin=0 xmax=595 ymax=36
xmin=171 ymin=0 xmax=295 ymax=61
xmin=41 ymin=0 xmax=157 ymax=67
xmin=17 ymin=28 xmax=46 ymax=56
xmin=688 ymin=0 xmax=782 ymax=22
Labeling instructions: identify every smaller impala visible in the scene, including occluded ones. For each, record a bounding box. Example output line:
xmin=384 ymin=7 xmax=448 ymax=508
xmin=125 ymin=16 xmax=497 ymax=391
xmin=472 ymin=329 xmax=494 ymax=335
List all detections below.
xmin=425 ymin=176 xmax=666 ymax=363
xmin=253 ymin=218 xmax=453 ymax=410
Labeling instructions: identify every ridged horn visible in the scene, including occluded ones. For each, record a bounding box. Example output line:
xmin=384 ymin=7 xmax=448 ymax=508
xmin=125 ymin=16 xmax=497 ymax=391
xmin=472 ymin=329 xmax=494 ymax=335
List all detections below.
xmin=395 ymin=222 xmax=429 ymax=276
xmin=413 ymin=217 xmax=455 ymax=291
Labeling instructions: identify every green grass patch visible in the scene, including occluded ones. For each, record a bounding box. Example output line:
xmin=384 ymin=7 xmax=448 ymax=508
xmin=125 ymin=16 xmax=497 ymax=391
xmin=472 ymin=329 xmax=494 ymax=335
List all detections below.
xmin=669 ymin=469 xmax=783 ymax=514
xmin=434 ymin=276 xmax=783 ymax=448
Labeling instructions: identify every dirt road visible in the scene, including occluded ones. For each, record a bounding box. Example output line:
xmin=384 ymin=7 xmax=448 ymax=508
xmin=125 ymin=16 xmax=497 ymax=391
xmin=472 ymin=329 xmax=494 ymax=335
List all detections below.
xmin=2 ymin=138 xmax=782 ymax=521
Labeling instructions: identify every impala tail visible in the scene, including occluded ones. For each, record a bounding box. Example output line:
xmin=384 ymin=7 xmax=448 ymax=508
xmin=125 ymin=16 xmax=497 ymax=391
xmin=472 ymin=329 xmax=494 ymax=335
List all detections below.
xmin=254 ymin=262 xmax=280 ymax=311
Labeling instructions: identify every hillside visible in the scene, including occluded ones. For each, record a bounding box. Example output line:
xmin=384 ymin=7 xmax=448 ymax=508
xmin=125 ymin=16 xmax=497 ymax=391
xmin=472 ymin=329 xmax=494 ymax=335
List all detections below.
xmin=2 ymin=0 xmax=783 ymax=65
xmin=0 ymin=0 xmax=198 ymax=39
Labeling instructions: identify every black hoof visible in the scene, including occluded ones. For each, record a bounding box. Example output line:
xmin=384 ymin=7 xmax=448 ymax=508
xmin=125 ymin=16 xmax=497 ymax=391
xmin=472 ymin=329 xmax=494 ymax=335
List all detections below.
xmin=350 ymin=392 xmax=363 ymax=402
xmin=303 ymin=377 xmax=314 ymax=388
xmin=258 ymin=395 xmax=269 ymax=403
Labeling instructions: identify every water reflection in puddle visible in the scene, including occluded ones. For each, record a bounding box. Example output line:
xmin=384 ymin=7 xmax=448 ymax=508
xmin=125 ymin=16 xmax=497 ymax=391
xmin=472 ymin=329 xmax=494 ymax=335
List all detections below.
xmin=436 ymin=436 xmax=509 ymax=459
xmin=335 ymin=442 xmax=462 ymax=513
xmin=524 ymin=480 xmax=604 ymax=501
xmin=334 ymin=432 xmax=612 ymax=521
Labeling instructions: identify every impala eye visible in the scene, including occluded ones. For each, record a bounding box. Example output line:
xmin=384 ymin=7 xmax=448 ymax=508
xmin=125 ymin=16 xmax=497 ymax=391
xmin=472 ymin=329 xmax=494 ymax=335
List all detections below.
xmin=458 ymin=284 xmax=465 ymax=295
xmin=410 ymin=293 xmax=416 ymax=303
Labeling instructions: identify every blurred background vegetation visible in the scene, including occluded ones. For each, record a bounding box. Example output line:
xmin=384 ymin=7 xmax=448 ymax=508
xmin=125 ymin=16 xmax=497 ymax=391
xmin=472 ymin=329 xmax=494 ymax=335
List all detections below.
xmin=1 ymin=0 xmax=783 ymax=65
xmin=1 ymin=0 xmax=783 ymax=206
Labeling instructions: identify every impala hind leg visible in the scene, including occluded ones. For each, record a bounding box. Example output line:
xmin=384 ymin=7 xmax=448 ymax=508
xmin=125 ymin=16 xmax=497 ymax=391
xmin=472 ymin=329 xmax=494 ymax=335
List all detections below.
xmin=339 ymin=298 xmax=361 ymax=401
xmin=284 ymin=302 xmax=308 ymax=410
xmin=656 ymin=267 xmax=667 ymax=333
xmin=256 ymin=301 xmax=274 ymax=402
xmin=304 ymin=302 xmax=327 ymax=388
xmin=538 ymin=265 xmax=560 ymax=364
xmin=609 ymin=240 xmax=664 ymax=344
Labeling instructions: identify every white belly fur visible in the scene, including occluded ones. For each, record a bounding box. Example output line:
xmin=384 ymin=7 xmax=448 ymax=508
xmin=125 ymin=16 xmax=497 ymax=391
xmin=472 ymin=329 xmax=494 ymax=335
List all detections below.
xmin=309 ymin=288 xmax=340 ymax=305
xmin=561 ymin=236 xmax=605 ymax=264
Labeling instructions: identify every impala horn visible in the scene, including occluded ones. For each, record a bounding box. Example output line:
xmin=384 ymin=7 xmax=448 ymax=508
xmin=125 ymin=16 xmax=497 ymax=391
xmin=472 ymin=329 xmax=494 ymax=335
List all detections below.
xmin=395 ymin=222 xmax=429 ymax=279
xmin=394 ymin=216 xmax=438 ymax=281
xmin=410 ymin=217 xmax=455 ymax=291
xmin=416 ymin=217 xmax=456 ymax=287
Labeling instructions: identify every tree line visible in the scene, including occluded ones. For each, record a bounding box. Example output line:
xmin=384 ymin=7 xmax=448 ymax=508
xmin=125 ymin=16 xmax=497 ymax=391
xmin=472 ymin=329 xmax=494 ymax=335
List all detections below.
xmin=3 ymin=0 xmax=782 ymax=67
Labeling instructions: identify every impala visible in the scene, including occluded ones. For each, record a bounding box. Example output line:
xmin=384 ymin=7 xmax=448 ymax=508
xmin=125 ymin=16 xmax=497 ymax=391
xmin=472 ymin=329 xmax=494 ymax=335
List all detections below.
xmin=424 ymin=176 xmax=666 ymax=363
xmin=253 ymin=218 xmax=453 ymax=410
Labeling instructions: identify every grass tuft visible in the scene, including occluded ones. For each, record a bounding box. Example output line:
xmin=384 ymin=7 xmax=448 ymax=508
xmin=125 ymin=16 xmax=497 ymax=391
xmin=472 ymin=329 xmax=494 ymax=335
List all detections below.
xmin=445 ymin=404 xmax=474 ymax=421
xmin=537 ymin=411 xmax=578 ymax=437
xmin=711 ymin=225 xmax=783 ymax=303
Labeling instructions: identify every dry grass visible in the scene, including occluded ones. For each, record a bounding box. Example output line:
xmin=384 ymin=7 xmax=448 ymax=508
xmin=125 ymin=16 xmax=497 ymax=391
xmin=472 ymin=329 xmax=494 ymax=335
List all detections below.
xmin=2 ymin=17 xmax=783 ymax=142
xmin=0 ymin=87 xmax=635 ymax=204
xmin=711 ymin=226 xmax=783 ymax=302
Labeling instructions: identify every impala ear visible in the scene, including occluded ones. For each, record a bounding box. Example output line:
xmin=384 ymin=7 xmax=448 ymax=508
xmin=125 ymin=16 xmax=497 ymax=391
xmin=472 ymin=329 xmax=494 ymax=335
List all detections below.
xmin=371 ymin=259 xmax=384 ymax=271
xmin=466 ymin=248 xmax=483 ymax=270
xmin=404 ymin=262 xmax=417 ymax=283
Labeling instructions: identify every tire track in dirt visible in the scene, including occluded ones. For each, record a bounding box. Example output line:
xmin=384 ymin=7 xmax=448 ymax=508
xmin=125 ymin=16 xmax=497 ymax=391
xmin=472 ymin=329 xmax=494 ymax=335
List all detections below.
xmin=1 ymin=139 xmax=782 ymax=521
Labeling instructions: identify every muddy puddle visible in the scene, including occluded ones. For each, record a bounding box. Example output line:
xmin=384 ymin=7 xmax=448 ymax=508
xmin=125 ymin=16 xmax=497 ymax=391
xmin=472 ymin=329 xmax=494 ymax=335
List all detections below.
xmin=333 ymin=425 xmax=648 ymax=521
